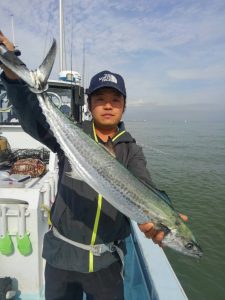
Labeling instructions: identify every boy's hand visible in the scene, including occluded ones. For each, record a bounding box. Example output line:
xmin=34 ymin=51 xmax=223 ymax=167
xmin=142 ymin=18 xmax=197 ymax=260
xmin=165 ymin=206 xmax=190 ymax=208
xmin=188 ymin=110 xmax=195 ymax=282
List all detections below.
xmin=0 ymin=31 xmax=15 ymax=51
xmin=138 ymin=213 xmax=188 ymax=246
xmin=0 ymin=31 xmax=19 ymax=80
xmin=138 ymin=222 xmax=165 ymax=245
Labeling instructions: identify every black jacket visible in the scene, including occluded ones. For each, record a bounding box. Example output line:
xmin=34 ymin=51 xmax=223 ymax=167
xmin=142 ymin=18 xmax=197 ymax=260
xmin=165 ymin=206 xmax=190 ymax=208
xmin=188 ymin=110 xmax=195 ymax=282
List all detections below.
xmin=1 ymin=73 xmax=155 ymax=272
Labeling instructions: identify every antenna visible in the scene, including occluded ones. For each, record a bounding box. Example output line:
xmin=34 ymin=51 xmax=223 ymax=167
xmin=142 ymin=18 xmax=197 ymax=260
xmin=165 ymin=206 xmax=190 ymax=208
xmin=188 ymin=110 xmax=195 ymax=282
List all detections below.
xmin=10 ymin=14 xmax=21 ymax=56
xmin=82 ymin=39 xmax=86 ymax=87
xmin=59 ymin=0 xmax=65 ymax=71
xmin=11 ymin=14 xmax=15 ymax=46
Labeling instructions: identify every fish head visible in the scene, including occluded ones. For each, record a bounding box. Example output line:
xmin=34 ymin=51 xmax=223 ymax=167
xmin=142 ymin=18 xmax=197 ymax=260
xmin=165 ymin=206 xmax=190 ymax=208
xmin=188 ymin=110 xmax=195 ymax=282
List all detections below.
xmin=162 ymin=220 xmax=203 ymax=258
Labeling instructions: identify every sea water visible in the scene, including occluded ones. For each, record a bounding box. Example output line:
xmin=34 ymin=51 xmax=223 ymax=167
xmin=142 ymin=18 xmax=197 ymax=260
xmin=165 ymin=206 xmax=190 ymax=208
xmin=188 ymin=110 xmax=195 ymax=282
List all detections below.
xmin=126 ymin=120 xmax=225 ymax=300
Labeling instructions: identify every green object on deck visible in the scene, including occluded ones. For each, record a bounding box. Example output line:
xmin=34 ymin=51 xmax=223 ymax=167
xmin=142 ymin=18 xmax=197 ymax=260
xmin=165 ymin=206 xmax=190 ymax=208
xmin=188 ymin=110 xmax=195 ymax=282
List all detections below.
xmin=16 ymin=233 xmax=32 ymax=256
xmin=0 ymin=234 xmax=14 ymax=255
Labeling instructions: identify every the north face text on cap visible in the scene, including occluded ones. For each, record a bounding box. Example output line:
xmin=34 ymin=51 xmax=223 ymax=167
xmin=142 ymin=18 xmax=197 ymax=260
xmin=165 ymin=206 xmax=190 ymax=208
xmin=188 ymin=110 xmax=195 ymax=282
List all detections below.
xmin=99 ymin=74 xmax=118 ymax=84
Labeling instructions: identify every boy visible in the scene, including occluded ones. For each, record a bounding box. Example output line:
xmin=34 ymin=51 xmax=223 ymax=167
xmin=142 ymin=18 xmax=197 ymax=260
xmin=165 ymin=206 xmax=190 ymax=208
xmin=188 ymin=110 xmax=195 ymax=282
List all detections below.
xmin=0 ymin=32 xmax=187 ymax=300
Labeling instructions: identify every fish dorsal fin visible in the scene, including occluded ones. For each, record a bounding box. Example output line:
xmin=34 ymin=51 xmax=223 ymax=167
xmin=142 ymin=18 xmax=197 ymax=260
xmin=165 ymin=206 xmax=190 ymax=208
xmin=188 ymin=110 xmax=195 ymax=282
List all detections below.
xmin=137 ymin=177 xmax=175 ymax=209
xmin=99 ymin=137 xmax=116 ymax=158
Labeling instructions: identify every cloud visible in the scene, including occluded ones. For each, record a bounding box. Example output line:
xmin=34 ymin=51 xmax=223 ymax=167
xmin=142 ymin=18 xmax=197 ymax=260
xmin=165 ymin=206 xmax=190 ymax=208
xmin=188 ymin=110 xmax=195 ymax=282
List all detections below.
xmin=168 ymin=64 xmax=225 ymax=80
xmin=0 ymin=0 xmax=225 ymax=109
xmin=127 ymin=98 xmax=158 ymax=107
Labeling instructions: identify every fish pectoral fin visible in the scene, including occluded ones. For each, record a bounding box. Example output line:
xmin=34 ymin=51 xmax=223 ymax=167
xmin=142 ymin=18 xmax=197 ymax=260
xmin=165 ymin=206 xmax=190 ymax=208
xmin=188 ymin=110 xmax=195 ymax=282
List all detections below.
xmin=156 ymin=223 xmax=171 ymax=235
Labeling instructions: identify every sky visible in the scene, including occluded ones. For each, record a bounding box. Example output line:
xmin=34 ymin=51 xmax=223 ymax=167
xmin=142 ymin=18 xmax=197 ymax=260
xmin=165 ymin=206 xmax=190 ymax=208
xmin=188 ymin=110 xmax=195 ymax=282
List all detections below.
xmin=0 ymin=0 xmax=225 ymax=121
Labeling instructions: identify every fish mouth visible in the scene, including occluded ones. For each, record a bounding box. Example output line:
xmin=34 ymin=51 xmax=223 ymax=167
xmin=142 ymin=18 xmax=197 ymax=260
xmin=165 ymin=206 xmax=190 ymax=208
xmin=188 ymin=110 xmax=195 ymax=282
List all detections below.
xmin=189 ymin=242 xmax=203 ymax=258
xmin=185 ymin=251 xmax=203 ymax=259
xmin=194 ymin=241 xmax=203 ymax=257
xmin=193 ymin=251 xmax=203 ymax=259
xmin=197 ymin=246 xmax=203 ymax=258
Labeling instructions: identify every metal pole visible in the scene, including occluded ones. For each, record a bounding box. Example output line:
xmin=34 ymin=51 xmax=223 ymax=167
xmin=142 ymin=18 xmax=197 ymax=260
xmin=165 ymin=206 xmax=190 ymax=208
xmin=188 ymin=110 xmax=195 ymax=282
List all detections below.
xmin=59 ymin=0 xmax=64 ymax=72
xmin=82 ymin=39 xmax=85 ymax=87
xmin=11 ymin=14 xmax=15 ymax=46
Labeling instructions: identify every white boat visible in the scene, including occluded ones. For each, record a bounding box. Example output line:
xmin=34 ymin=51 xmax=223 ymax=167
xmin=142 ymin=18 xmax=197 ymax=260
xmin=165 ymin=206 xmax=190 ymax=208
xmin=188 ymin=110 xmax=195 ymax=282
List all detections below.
xmin=0 ymin=78 xmax=188 ymax=300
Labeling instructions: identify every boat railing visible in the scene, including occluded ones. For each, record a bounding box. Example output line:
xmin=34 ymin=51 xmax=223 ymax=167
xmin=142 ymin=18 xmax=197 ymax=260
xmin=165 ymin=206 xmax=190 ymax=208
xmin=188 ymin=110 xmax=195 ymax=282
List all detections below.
xmin=126 ymin=221 xmax=188 ymax=300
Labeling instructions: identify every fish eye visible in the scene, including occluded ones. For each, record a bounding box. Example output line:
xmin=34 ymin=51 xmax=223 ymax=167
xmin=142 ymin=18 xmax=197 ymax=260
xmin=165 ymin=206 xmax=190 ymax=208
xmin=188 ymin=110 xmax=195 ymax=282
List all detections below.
xmin=185 ymin=242 xmax=194 ymax=250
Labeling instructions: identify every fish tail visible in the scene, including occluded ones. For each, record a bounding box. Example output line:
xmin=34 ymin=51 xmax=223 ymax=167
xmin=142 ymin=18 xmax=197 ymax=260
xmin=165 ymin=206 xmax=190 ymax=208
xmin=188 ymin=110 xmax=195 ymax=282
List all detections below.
xmin=0 ymin=39 xmax=57 ymax=93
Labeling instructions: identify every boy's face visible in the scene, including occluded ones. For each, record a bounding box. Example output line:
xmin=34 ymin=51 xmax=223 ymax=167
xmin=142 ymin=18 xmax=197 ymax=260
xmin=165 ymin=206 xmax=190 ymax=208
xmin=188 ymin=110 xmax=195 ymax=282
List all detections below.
xmin=90 ymin=88 xmax=125 ymax=130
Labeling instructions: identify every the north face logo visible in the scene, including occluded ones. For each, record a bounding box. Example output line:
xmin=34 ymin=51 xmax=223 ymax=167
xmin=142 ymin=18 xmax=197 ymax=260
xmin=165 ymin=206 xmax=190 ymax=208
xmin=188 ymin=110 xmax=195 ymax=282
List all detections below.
xmin=99 ymin=74 xmax=117 ymax=84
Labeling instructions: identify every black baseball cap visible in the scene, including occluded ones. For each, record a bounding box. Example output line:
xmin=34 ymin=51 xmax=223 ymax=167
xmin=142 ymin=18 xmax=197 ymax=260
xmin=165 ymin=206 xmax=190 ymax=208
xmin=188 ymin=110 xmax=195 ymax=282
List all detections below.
xmin=86 ymin=70 xmax=126 ymax=98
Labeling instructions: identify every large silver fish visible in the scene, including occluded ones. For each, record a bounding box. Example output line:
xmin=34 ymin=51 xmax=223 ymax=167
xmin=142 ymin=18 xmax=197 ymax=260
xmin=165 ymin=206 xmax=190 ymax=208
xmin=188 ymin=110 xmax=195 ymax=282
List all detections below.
xmin=0 ymin=40 xmax=203 ymax=258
